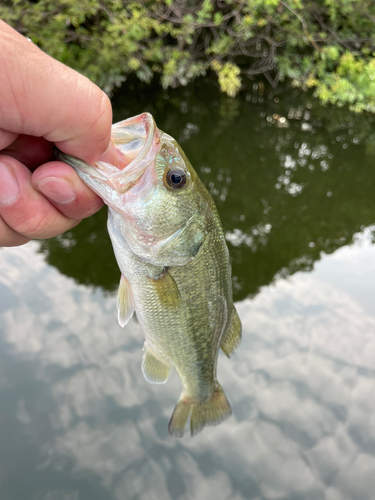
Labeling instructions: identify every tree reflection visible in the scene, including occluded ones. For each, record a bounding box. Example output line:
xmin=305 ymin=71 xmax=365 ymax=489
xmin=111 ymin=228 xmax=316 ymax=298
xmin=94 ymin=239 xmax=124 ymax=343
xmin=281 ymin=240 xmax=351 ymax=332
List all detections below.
xmin=38 ymin=80 xmax=375 ymax=301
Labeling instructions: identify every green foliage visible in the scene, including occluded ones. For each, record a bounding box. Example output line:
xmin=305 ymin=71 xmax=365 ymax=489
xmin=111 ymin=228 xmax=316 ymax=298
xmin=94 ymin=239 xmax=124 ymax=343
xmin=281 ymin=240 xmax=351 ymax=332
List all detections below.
xmin=212 ymin=61 xmax=241 ymax=98
xmin=2 ymin=0 xmax=375 ymax=111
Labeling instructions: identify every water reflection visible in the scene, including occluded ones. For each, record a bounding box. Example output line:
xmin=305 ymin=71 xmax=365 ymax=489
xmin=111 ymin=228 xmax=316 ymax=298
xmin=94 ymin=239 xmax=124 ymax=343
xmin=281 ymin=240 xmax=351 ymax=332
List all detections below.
xmin=1 ymin=224 xmax=375 ymax=499
xmin=38 ymin=82 xmax=375 ymax=301
xmin=2 ymin=80 xmax=375 ymax=499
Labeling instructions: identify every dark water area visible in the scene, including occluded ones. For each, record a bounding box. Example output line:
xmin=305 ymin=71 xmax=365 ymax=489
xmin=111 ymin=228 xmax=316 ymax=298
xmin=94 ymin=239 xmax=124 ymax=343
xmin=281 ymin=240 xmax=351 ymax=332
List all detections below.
xmin=1 ymin=79 xmax=375 ymax=500
xmin=39 ymin=79 xmax=375 ymax=300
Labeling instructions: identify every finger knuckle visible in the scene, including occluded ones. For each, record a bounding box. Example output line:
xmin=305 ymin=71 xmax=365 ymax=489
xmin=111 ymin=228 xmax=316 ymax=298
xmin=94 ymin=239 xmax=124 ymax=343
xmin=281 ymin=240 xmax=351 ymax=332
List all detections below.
xmin=12 ymin=211 xmax=51 ymax=238
xmin=89 ymin=92 xmax=112 ymax=133
xmin=0 ymin=217 xmax=30 ymax=247
xmin=1 ymin=234 xmax=30 ymax=247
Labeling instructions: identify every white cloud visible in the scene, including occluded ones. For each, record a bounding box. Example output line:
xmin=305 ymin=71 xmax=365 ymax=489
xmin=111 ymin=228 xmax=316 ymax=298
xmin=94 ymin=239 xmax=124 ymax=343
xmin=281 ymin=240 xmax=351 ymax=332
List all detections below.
xmin=2 ymin=235 xmax=375 ymax=499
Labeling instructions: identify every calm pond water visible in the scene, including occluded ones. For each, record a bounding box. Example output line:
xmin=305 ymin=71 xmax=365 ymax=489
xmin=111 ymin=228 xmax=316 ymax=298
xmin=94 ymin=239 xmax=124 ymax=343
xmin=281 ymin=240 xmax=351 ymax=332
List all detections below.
xmin=1 ymin=80 xmax=375 ymax=500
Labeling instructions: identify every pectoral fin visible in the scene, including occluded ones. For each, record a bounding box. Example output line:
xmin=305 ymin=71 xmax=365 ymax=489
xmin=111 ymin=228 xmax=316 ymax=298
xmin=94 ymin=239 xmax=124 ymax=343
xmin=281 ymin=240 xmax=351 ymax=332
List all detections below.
xmin=221 ymin=306 xmax=242 ymax=358
xmin=148 ymin=269 xmax=181 ymax=310
xmin=117 ymin=274 xmax=135 ymax=327
xmin=142 ymin=346 xmax=171 ymax=384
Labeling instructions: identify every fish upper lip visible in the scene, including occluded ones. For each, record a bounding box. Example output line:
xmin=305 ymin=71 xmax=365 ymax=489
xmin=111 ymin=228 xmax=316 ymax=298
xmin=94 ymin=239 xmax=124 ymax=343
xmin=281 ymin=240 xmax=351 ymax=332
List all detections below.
xmin=96 ymin=112 xmax=162 ymax=194
xmin=107 ymin=112 xmax=159 ymax=176
xmin=56 ymin=113 xmax=158 ymax=179
xmin=55 ymin=113 xmax=162 ymax=195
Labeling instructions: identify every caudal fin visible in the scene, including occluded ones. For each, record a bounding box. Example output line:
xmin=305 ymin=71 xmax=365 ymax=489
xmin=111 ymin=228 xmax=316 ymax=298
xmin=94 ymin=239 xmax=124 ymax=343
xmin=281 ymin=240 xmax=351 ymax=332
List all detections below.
xmin=168 ymin=384 xmax=232 ymax=437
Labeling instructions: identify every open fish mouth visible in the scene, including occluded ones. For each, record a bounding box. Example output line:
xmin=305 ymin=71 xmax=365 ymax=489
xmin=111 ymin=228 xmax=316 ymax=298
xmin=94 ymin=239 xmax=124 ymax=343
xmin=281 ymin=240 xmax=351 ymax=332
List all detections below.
xmin=111 ymin=112 xmax=159 ymax=170
xmin=54 ymin=112 xmax=162 ymax=195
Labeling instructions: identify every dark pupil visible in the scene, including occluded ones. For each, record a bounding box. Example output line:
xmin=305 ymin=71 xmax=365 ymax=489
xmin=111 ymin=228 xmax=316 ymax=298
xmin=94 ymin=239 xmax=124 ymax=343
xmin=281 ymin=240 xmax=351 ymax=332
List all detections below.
xmin=167 ymin=169 xmax=186 ymax=188
xmin=171 ymin=173 xmax=182 ymax=184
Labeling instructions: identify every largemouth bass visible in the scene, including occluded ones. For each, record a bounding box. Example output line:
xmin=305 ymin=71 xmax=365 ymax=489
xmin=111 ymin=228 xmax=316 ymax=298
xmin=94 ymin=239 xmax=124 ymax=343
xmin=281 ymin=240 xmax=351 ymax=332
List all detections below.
xmin=55 ymin=113 xmax=241 ymax=437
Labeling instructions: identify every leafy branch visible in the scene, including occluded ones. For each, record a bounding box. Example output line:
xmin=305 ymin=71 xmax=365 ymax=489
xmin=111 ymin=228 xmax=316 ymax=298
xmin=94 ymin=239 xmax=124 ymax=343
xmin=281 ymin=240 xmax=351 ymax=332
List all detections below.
xmin=1 ymin=0 xmax=375 ymax=111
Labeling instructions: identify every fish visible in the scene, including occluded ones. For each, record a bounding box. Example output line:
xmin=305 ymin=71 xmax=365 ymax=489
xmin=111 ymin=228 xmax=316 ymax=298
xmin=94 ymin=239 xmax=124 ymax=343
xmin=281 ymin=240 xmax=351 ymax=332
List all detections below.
xmin=55 ymin=112 xmax=241 ymax=437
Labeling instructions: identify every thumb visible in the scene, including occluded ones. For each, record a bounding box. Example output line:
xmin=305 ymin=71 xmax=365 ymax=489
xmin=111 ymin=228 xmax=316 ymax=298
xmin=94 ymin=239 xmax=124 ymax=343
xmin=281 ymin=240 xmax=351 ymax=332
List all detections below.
xmin=0 ymin=20 xmax=117 ymax=166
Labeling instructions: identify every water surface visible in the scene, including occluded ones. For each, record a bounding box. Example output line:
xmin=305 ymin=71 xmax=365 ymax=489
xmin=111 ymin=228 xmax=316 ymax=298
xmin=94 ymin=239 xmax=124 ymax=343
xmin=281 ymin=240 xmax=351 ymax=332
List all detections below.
xmin=1 ymin=81 xmax=375 ymax=500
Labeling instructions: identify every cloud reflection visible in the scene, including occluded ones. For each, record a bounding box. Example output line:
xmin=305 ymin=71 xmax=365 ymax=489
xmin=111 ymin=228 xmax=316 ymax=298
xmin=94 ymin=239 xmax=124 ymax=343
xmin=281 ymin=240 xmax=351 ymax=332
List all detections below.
xmin=1 ymin=234 xmax=375 ymax=499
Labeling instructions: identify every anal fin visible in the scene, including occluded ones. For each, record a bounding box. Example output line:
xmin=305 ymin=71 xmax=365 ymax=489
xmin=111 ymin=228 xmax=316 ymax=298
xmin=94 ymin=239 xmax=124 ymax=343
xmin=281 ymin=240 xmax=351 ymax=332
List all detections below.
xmin=221 ymin=306 xmax=242 ymax=358
xmin=142 ymin=346 xmax=171 ymax=384
xmin=117 ymin=274 xmax=135 ymax=327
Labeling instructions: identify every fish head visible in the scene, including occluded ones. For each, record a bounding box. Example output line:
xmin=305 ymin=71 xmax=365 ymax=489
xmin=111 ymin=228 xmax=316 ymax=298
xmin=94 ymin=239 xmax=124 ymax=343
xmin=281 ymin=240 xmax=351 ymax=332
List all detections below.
xmin=119 ymin=127 xmax=208 ymax=267
xmin=55 ymin=113 xmax=208 ymax=267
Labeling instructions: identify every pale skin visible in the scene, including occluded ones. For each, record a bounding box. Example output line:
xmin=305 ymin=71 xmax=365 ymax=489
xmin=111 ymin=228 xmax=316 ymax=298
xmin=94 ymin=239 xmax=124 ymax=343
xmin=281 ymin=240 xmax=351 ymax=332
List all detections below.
xmin=0 ymin=20 xmax=118 ymax=247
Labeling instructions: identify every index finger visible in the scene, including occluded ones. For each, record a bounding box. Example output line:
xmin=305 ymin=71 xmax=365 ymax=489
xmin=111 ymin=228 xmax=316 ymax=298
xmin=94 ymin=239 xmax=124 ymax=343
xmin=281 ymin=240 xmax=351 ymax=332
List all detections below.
xmin=0 ymin=20 xmax=117 ymax=165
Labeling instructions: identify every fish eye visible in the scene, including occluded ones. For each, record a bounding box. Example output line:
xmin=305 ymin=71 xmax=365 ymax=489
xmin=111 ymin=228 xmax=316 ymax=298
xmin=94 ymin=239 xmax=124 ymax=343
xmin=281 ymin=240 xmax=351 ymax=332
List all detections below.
xmin=166 ymin=168 xmax=187 ymax=189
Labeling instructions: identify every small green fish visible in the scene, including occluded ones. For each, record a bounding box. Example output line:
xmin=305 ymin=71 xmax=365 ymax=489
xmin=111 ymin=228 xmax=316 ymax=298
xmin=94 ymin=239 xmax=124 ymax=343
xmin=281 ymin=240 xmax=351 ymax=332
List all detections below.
xmin=55 ymin=113 xmax=241 ymax=437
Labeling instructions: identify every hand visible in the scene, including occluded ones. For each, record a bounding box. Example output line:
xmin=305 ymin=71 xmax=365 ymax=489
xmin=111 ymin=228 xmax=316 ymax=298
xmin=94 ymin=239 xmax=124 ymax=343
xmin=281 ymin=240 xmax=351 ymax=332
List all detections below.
xmin=0 ymin=20 xmax=118 ymax=247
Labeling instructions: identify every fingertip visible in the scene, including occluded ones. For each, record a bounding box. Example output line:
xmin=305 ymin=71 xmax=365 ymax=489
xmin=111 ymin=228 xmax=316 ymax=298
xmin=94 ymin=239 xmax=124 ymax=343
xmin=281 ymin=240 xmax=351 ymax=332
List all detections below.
xmin=100 ymin=140 xmax=118 ymax=167
xmin=34 ymin=176 xmax=76 ymax=205
xmin=54 ymin=80 xmax=114 ymax=164
xmin=32 ymin=161 xmax=104 ymax=219
xmin=0 ymin=156 xmax=79 ymax=239
xmin=79 ymin=85 xmax=114 ymax=164
xmin=0 ymin=159 xmax=20 ymax=206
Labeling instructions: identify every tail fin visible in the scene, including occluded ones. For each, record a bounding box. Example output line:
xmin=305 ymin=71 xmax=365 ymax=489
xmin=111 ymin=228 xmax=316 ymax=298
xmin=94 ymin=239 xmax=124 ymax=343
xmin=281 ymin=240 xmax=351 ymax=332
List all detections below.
xmin=168 ymin=384 xmax=232 ymax=437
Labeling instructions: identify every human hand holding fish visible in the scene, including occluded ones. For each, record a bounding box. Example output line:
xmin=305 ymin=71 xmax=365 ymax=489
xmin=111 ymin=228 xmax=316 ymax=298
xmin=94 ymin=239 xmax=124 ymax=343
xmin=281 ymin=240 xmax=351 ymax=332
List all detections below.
xmin=0 ymin=20 xmax=117 ymax=247
xmin=0 ymin=20 xmax=242 ymax=437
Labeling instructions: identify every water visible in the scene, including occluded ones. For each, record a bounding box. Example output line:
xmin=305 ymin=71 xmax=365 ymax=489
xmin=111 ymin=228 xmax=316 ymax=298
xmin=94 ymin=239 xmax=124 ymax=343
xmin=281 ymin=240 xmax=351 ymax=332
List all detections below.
xmin=1 ymin=80 xmax=375 ymax=500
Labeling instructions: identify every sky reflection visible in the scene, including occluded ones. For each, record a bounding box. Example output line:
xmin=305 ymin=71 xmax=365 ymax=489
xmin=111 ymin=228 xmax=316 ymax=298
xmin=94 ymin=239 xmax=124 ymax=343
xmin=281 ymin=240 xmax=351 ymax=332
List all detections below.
xmin=1 ymin=227 xmax=375 ymax=499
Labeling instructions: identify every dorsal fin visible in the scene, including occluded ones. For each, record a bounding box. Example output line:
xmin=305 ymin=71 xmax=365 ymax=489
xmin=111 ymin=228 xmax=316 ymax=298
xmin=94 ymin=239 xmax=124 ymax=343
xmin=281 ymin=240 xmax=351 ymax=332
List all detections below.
xmin=221 ymin=306 xmax=242 ymax=358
